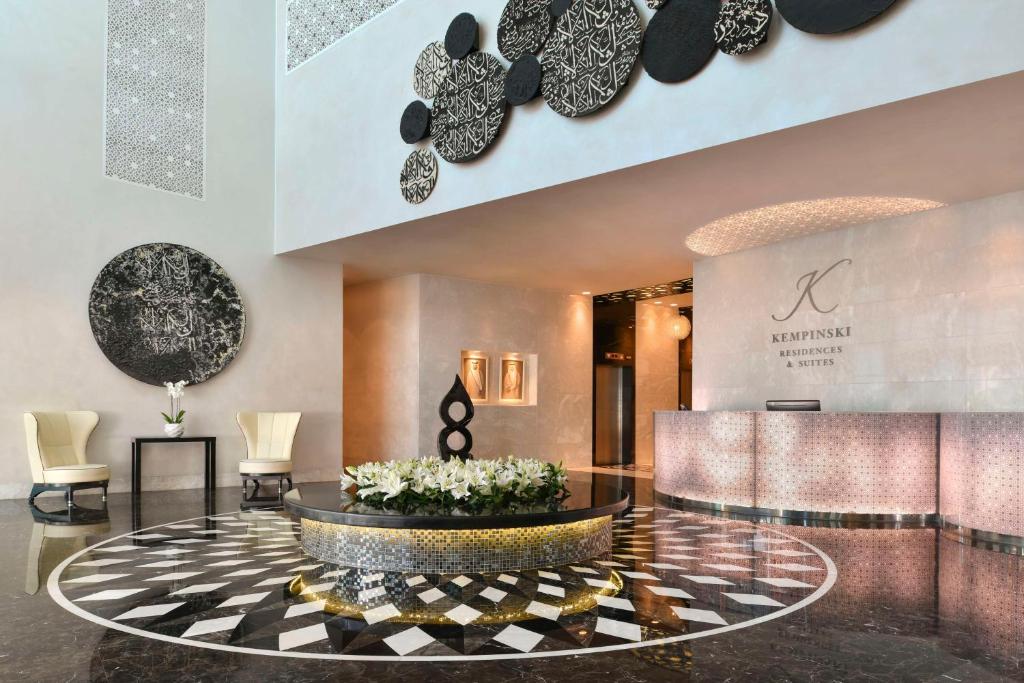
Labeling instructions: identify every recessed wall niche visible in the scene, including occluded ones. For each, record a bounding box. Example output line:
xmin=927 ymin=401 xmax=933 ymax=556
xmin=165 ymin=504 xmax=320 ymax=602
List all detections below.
xmin=459 ymin=350 xmax=538 ymax=407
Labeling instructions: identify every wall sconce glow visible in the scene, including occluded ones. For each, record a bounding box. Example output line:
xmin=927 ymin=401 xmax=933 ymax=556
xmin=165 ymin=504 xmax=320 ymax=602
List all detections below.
xmin=684 ymin=196 xmax=945 ymax=257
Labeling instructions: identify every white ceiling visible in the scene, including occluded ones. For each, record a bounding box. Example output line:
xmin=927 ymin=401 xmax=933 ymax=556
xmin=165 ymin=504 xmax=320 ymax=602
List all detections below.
xmin=290 ymin=71 xmax=1024 ymax=295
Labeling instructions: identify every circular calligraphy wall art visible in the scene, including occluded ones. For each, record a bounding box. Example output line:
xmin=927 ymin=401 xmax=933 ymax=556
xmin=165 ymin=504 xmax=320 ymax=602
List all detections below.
xmin=541 ymin=0 xmax=643 ymax=118
xmin=432 ymin=52 xmax=508 ymax=163
xmin=88 ymin=243 xmax=245 ymax=386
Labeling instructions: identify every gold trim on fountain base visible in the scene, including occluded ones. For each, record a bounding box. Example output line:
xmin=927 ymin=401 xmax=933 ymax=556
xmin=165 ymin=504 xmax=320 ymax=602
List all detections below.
xmin=300 ymin=515 xmax=613 ymax=573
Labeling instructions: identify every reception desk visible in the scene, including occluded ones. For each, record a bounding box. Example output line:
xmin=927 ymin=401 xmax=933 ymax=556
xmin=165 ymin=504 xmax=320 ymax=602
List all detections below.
xmin=654 ymin=411 xmax=1023 ymax=548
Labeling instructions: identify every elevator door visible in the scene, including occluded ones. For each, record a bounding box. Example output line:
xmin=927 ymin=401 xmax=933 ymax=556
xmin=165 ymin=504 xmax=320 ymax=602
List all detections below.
xmin=594 ymin=365 xmax=634 ymax=466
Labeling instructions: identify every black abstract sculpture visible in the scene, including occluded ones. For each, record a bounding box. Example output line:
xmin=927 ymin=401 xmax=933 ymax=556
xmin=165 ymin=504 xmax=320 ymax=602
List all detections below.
xmin=505 ymin=54 xmax=542 ymax=105
xmin=400 ymin=100 xmax=431 ymax=143
xmin=641 ymin=0 xmax=719 ymax=83
xmin=542 ymin=0 xmax=643 ymax=117
xmin=88 ymin=243 xmax=245 ymax=386
xmin=445 ymin=12 xmax=479 ymax=60
xmin=715 ymin=0 xmax=773 ymax=55
xmin=775 ymin=0 xmax=899 ymax=35
xmin=437 ymin=375 xmax=475 ymax=461
xmin=432 ymin=52 xmax=508 ymax=162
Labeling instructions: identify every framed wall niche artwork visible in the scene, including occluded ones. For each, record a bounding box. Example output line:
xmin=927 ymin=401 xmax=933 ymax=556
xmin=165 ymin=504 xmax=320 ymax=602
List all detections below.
xmin=500 ymin=357 xmax=526 ymax=402
xmin=461 ymin=353 xmax=489 ymax=402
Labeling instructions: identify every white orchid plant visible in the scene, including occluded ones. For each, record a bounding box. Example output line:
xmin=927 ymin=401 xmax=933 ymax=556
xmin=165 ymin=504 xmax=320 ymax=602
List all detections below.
xmin=340 ymin=456 xmax=570 ymax=513
xmin=162 ymin=380 xmax=187 ymax=424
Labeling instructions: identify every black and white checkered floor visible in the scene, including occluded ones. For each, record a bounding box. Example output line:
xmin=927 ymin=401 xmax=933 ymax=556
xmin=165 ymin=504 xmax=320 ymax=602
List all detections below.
xmin=50 ymin=505 xmax=836 ymax=661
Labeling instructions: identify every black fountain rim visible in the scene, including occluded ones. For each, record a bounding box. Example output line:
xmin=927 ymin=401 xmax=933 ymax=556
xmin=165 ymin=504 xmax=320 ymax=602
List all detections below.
xmin=284 ymin=480 xmax=630 ymax=530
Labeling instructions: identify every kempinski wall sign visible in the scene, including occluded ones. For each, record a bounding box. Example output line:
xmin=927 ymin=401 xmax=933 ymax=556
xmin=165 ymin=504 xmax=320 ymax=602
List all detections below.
xmin=771 ymin=259 xmax=852 ymax=369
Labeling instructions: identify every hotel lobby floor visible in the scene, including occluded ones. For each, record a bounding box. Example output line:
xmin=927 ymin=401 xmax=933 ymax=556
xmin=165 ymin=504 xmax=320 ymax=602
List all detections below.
xmin=2 ymin=477 xmax=1021 ymax=682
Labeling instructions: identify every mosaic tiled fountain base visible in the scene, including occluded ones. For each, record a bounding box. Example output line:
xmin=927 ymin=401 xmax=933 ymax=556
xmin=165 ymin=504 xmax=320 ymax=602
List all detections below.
xmin=49 ymin=506 xmax=836 ymax=660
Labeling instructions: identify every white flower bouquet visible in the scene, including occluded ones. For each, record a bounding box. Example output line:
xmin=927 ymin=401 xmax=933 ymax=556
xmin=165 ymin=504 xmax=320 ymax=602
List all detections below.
xmin=340 ymin=456 xmax=570 ymax=513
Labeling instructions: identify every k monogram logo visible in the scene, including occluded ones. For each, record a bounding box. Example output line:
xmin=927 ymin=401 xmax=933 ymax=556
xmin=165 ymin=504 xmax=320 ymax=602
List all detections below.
xmin=772 ymin=258 xmax=852 ymax=322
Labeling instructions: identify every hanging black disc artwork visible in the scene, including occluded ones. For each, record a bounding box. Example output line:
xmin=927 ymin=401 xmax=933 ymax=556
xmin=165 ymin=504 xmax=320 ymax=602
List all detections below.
xmin=641 ymin=0 xmax=719 ymax=84
xmin=413 ymin=41 xmax=452 ymax=99
xmin=505 ymin=54 xmax=542 ymax=105
xmin=437 ymin=375 xmax=475 ymax=461
xmin=715 ymin=0 xmax=773 ymax=55
xmin=444 ymin=12 xmax=479 ymax=60
xmin=775 ymin=0 xmax=899 ymax=35
xmin=399 ymin=149 xmax=438 ymax=204
xmin=498 ymin=0 xmax=554 ymax=62
xmin=550 ymin=0 xmax=574 ymax=18
xmin=88 ymin=243 xmax=245 ymax=386
xmin=400 ymin=100 xmax=431 ymax=143
xmin=431 ymin=52 xmax=508 ymax=163
xmin=541 ymin=0 xmax=643 ymax=118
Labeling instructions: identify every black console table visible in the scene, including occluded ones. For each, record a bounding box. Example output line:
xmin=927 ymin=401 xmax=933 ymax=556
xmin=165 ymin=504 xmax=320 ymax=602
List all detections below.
xmin=131 ymin=436 xmax=216 ymax=496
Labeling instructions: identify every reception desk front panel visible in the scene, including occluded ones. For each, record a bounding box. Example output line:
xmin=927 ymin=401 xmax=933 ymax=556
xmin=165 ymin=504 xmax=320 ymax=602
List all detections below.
xmin=655 ymin=410 xmax=1024 ymax=544
xmin=940 ymin=412 xmax=1023 ymax=539
xmin=756 ymin=412 xmax=937 ymax=515
xmin=653 ymin=411 xmax=755 ymax=508
xmin=654 ymin=411 xmax=937 ymax=516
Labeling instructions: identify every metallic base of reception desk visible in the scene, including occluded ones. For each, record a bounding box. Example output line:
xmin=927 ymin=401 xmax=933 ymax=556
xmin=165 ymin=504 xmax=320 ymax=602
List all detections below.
xmin=940 ymin=522 xmax=1024 ymax=556
xmin=654 ymin=491 xmax=1023 ymax=555
xmin=654 ymin=491 xmax=936 ymax=529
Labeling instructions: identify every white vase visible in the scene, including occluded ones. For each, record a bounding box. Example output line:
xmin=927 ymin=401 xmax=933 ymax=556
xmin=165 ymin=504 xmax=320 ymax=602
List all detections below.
xmin=164 ymin=422 xmax=185 ymax=438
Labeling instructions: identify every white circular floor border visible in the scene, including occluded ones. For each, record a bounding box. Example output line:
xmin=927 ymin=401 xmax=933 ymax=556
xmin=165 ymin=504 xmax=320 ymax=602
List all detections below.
xmin=48 ymin=508 xmax=839 ymax=662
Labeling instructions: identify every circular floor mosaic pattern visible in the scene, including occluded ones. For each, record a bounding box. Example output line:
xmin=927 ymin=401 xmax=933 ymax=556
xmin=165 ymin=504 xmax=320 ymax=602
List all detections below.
xmin=49 ymin=506 xmax=836 ymax=661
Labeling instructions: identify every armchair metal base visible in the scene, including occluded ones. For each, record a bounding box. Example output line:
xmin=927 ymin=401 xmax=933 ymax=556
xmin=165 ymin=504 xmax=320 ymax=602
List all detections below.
xmin=241 ymin=474 xmax=293 ymax=500
xmin=28 ymin=481 xmax=109 ymax=507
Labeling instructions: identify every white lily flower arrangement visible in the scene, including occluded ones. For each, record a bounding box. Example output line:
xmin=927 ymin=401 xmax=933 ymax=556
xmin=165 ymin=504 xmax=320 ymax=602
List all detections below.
xmin=162 ymin=380 xmax=187 ymax=424
xmin=340 ymin=456 xmax=570 ymax=513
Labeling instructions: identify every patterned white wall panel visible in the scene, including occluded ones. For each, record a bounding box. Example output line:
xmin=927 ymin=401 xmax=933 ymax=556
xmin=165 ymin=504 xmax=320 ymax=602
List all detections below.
xmin=104 ymin=0 xmax=206 ymax=199
xmin=287 ymin=0 xmax=399 ymax=71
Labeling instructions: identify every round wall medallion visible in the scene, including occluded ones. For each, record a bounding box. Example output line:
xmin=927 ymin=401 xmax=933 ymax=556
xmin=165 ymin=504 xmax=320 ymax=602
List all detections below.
xmin=715 ymin=0 xmax=773 ymax=55
xmin=88 ymin=243 xmax=245 ymax=386
xmin=399 ymin=149 xmax=438 ymax=204
xmin=505 ymin=54 xmax=543 ymax=105
xmin=646 ymin=0 xmax=667 ymax=8
xmin=413 ymin=41 xmax=452 ymax=99
xmin=400 ymin=100 xmax=432 ymax=143
xmin=775 ymin=0 xmax=899 ymax=34
xmin=541 ymin=0 xmax=643 ymax=118
xmin=498 ymin=0 xmax=554 ymax=61
xmin=431 ymin=52 xmax=507 ymax=163
xmin=444 ymin=12 xmax=479 ymax=60
xmin=641 ymin=0 xmax=719 ymax=83
xmin=550 ymin=0 xmax=574 ymax=18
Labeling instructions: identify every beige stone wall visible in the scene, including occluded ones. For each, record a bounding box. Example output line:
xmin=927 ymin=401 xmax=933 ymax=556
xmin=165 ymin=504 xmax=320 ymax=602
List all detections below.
xmin=343 ymin=275 xmax=420 ymax=466
xmin=634 ymin=302 xmax=680 ymax=467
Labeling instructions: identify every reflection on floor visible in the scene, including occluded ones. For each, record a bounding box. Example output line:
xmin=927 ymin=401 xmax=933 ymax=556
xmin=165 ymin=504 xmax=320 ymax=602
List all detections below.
xmin=1 ymin=476 xmax=1020 ymax=681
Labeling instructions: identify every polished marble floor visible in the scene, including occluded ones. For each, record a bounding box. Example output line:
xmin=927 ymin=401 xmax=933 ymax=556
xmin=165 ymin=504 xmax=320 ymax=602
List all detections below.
xmin=2 ymin=475 xmax=1022 ymax=681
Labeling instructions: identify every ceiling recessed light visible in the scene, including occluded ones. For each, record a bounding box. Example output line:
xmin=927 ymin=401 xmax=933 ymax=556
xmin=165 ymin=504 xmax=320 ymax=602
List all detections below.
xmin=670 ymin=303 xmax=678 ymax=307
xmin=581 ymin=291 xmax=591 ymax=296
xmin=684 ymin=196 xmax=944 ymax=256
xmin=654 ymin=301 xmax=662 ymax=305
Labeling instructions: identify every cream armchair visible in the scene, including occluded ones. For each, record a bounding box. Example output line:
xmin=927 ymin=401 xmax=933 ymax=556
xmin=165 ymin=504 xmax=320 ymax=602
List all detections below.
xmin=25 ymin=411 xmax=110 ymax=506
xmin=236 ymin=412 xmax=301 ymax=496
